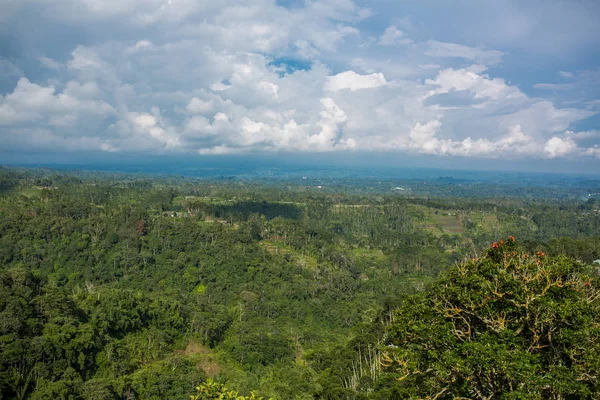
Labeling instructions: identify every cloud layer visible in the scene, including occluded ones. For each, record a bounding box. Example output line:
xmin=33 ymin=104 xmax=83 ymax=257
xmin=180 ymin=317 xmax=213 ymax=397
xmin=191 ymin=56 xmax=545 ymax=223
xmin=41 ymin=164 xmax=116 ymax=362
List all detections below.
xmin=0 ymin=0 xmax=599 ymax=162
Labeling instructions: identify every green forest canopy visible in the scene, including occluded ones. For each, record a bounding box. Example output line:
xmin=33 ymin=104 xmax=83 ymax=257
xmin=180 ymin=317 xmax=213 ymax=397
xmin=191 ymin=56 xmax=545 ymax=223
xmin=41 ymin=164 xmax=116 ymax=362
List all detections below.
xmin=0 ymin=168 xmax=599 ymax=399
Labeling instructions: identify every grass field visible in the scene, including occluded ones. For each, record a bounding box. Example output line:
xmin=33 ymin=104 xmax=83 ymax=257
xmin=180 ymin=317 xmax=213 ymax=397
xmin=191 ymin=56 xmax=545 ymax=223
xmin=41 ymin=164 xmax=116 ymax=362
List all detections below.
xmin=468 ymin=211 xmax=501 ymax=234
xmin=409 ymin=205 xmax=466 ymax=236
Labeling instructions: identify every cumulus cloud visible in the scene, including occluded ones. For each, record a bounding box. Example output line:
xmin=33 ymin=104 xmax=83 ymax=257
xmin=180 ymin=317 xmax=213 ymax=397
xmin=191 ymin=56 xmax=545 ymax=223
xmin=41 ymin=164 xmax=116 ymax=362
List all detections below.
xmin=326 ymin=71 xmax=387 ymax=91
xmin=211 ymin=97 xmax=352 ymax=152
xmin=311 ymin=97 xmax=349 ymax=149
xmin=396 ymin=122 xmax=537 ymax=158
xmin=543 ymin=136 xmax=578 ymax=158
xmin=186 ymin=97 xmax=214 ymax=114
xmin=132 ymin=40 xmax=153 ymax=50
xmin=69 ymin=46 xmax=106 ymax=70
xmin=210 ymin=82 xmax=230 ymax=92
xmin=0 ymin=0 xmax=598 ymax=164
xmin=425 ymin=66 xmax=523 ymax=103
xmin=584 ymin=146 xmax=600 ymax=159
xmin=0 ymin=78 xmax=113 ymax=126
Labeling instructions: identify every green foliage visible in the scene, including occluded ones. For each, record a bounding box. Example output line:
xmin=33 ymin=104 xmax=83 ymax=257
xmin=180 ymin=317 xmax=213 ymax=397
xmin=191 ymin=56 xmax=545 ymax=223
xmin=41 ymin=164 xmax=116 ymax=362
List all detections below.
xmin=190 ymin=379 xmax=268 ymax=400
xmin=222 ymin=328 xmax=295 ymax=368
xmin=128 ymin=357 xmax=205 ymax=400
xmin=374 ymin=238 xmax=600 ymax=399
xmin=1 ymin=169 xmax=600 ymax=399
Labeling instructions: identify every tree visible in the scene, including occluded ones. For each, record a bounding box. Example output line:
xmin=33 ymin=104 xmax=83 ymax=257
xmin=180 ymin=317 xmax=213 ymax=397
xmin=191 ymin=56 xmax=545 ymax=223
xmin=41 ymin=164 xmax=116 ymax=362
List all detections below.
xmin=376 ymin=238 xmax=600 ymax=399
xmin=190 ymin=379 xmax=269 ymax=400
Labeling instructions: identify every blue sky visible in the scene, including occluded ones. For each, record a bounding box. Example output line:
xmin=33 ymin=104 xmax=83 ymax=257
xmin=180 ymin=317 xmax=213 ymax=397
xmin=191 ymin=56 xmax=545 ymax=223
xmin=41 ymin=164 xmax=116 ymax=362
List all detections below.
xmin=1 ymin=0 xmax=599 ymax=172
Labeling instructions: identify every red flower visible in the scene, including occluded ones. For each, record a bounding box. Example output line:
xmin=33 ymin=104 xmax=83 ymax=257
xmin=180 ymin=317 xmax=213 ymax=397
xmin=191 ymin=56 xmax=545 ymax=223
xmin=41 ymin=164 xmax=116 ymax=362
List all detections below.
xmin=509 ymin=235 xmax=516 ymax=242
xmin=492 ymin=242 xmax=499 ymax=249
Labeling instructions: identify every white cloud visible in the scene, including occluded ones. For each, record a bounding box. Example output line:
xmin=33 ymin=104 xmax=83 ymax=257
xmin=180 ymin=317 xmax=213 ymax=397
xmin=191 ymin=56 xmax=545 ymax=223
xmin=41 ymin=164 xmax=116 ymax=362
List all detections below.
xmin=1 ymin=0 xmax=598 ymax=164
xmin=350 ymin=58 xmax=375 ymax=74
xmin=304 ymin=0 xmax=372 ymax=22
xmin=123 ymin=110 xmax=180 ymax=148
xmin=565 ymin=130 xmax=600 ymax=141
xmin=133 ymin=40 xmax=153 ymax=50
xmin=185 ymin=115 xmax=212 ymax=133
xmin=409 ymin=120 xmax=441 ymax=147
xmin=187 ymin=97 xmax=214 ymax=114
xmin=533 ymin=82 xmax=578 ymax=91
xmin=560 ymin=71 xmax=575 ymax=79
xmin=69 ymin=46 xmax=105 ymax=70
xmin=259 ymin=81 xmax=279 ymax=100
xmin=310 ymin=97 xmax=348 ymax=150
xmin=210 ymin=82 xmax=230 ymax=91
xmin=394 ymin=122 xmax=538 ymax=158
xmin=197 ymin=96 xmax=353 ymax=153
xmin=39 ymin=57 xmax=62 ymax=70
xmin=425 ymin=66 xmax=525 ymax=105
xmin=425 ymin=40 xmax=505 ymax=65
xmin=0 ymin=78 xmax=113 ymax=126
xmin=500 ymin=101 xmax=594 ymax=135
xmin=584 ymin=146 xmax=600 ymax=158
xmin=379 ymin=25 xmax=412 ymax=46
xmin=214 ymin=112 xmax=229 ymax=122
xmin=198 ymin=145 xmax=240 ymax=155
xmin=543 ymin=136 xmax=578 ymax=158
xmin=326 ymin=71 xmax=387 ymax=91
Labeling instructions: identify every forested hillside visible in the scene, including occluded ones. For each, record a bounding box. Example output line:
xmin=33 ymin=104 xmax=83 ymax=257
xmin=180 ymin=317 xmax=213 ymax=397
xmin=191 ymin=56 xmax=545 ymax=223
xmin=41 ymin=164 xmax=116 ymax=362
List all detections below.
xmin=1 ymin=167 xmax=599 ymax=399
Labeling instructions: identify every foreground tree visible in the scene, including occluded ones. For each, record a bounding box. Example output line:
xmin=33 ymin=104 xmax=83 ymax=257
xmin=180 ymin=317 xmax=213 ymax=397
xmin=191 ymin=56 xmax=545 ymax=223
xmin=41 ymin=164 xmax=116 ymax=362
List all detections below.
xmin=377 ymin=238 xmax=600 ymax=399
xmin=190 ymin=379 xmax=269 ymax=400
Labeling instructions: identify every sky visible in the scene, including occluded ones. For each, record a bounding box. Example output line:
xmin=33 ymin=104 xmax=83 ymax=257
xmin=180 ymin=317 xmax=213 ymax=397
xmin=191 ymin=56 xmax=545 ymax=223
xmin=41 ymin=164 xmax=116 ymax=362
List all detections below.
xmin=1 ymin=0 xmax=600 ymax=173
